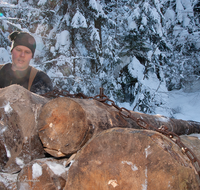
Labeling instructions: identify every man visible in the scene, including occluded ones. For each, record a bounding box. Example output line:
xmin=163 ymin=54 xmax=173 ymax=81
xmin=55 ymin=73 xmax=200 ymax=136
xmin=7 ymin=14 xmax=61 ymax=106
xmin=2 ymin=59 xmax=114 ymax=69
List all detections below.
xmin=0 ymin=31 xmax=53 ymax=94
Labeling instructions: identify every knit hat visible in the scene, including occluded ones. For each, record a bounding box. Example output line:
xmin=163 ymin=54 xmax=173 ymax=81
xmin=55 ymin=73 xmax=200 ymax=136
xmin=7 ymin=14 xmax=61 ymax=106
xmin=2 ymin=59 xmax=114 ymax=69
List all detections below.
xmin=8 ymin=31 xmax=36 ymax=57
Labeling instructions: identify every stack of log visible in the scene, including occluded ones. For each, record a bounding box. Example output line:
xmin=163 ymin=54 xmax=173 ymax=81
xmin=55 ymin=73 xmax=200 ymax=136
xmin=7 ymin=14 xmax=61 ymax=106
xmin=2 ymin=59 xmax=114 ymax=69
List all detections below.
xmin=0 ymin=84 xmax=200 ymax=190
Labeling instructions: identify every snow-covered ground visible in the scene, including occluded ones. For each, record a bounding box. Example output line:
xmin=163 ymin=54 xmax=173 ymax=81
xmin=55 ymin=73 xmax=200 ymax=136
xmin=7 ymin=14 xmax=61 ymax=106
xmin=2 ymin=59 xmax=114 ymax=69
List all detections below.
xmin=161 ymin=90 xmax=200 ymax=122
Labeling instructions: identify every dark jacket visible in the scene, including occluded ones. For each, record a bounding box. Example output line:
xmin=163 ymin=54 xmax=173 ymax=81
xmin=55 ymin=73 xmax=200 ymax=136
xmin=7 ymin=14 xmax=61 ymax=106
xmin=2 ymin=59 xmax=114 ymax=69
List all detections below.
xmin=0 ymin=63 xmax=53 ymax=94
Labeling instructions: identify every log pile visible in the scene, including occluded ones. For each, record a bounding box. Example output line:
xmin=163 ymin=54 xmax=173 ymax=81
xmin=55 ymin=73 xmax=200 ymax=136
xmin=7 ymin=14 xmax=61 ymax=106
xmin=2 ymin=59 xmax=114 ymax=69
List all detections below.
xmin=0 ymin=84 xmax=200 ymax=189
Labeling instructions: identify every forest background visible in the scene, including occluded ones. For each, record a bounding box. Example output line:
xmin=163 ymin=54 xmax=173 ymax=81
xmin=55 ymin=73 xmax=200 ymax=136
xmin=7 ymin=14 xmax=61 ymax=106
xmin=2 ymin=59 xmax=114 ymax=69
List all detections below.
xmin=0 ymin=0 xmax=200 ymax=122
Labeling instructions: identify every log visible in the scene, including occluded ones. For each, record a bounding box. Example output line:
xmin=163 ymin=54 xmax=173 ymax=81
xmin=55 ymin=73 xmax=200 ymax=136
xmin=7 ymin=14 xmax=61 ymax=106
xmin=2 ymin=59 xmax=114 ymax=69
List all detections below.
xmin=0 ymin=84 xmax=49 ymax=173
xmin=17 ymin=158 xmax=69 ymax=190
xmin=129 ymin=111 xmax=200 ymax=135
xmin=38 ymin=97 xmax=131 ymax=156
xmin=64 ymin=128 xmax=200 ymax=190
xmin=38 ymin=97 xmax=200 ymax=157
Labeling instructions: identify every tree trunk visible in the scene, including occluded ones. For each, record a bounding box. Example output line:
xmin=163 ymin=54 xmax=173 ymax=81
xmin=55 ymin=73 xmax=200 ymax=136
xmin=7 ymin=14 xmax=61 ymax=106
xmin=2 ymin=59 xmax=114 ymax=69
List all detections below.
xmin=38 ymin=97 xmax=200 ymax=157
xmin=64 ymin=128 xmax=200 ymax=190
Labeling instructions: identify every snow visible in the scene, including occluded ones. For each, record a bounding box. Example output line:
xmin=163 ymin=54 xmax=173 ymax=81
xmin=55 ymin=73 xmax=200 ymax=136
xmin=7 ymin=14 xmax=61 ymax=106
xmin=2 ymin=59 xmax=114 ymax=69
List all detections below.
xmin=0 ymin=1 xmax=199 ymax=127
xmin=71 ymin=10 xmax=87 ymax=28
xmin=4 ymin=144 xmax=11 ymax=158
xmin=37 ymin=0 xmax=47 ymax=6
xmin=89 ymin=0 xmax=99 ymax=11
xmin=4 ymin=102 xmax=12 ymax=114
xmin=46 ymin=161 xmax=68 ymax=175
xmin=128 ymin=56 xmax=145 ymax=81
xmin=158 ymin=90 xmax=200 ymax=122
xmin=145 ymin=146 xmax=151 ymax=158
xmin=32 ymin=163 xmax=42 ymax=179
xmin=0 ymin=172 xmax=18 ymax=189
xmin=15 ymin=157 xmax=25 ymax=168
xmin=0 ymin=48 xmax=11 ymax=64
xmin=121 ymin=161 xmax=138 ymax=171
xmin=142 ymin=167 xmax=148 ymax=190
xmin=0 ymin=126 xmax=7 ymax=134
xmin=0 ymin=0 xmax=199 ymax=130
xmin=89 ymin=0 xmax=104 ymax=17
xmin=89 ymin=25 xmax=100 ymax=41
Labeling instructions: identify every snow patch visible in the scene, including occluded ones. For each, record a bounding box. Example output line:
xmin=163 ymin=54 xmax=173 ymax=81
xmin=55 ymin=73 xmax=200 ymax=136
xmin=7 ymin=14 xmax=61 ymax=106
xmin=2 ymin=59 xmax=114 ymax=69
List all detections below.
xmin=37 ymin=0 xmax=47 ymax=6
xmin=15 ymin=158 xmax=24 ymax=168
xmin=155 ymin=115 xmax=170 ymax=122
xmin=0 ymin=48 xmax=11 ymax=64
xmin=128 ymin=56 xmax=145 ymax=81
xmin=121 ymin=161 xmax=138 ymax=171
xmin=89 ymin=0 xmax=104 ymax=17
xmin=71 ymin=10 xmax=87 ymax=28
xmin=145 ymin=146 xmax=151 ymax=158
xmin=32 ymin=163 xmax=42 ymax=179
xmin=142 ymin=167 xmax=148 ymax=190
xmin=46 ymin=161 xmax=68 ymax=175
xmin=4 ymin=102 xmax=12 ymax=114
xmin=0 ymin=126 xmax=7 ymax=134
xmin=4 ymin=144 xmax=11 ymax=158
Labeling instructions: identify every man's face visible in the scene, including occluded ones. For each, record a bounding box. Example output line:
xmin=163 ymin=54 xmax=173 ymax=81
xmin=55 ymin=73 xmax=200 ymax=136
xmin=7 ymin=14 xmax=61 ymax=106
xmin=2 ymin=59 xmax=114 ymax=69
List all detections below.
xmin=11 ymin=45 xmax=33 ymax=71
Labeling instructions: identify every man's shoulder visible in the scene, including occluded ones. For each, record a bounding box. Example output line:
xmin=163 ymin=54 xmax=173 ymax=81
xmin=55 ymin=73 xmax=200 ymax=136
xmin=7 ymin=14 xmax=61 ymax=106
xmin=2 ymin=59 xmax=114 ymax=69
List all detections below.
xmin=35 ymin=69 xmax=51 ymax=79
xmin=0 ymin=64 xmax=4 ymax=69
xmin=0 ymin=63 xmax=11 ymax=71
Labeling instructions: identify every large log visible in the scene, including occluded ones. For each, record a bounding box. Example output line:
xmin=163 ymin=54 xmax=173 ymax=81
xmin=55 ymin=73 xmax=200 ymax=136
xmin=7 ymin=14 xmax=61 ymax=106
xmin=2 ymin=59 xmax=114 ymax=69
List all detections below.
xmin=0 ymin=84 xmax=49 ymax=173
xmin=38 ymin=97 xmax=131 ymax=156
xmin=38 ymin=97 xmax=200 ymax=157
xmin=64 ymin=128 xmax=200 ymax=190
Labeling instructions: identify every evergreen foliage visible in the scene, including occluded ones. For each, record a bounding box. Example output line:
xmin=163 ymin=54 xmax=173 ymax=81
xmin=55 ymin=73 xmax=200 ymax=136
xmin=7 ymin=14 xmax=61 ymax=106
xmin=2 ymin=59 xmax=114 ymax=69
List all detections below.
xmin=0 ymin=0 xmax=200 ymax=115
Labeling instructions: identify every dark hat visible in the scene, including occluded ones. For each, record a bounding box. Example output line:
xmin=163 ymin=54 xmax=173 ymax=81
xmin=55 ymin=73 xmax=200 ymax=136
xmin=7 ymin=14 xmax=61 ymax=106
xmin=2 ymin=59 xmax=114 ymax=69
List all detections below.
xmin=8 ymin=31 xmax=36 ymax=57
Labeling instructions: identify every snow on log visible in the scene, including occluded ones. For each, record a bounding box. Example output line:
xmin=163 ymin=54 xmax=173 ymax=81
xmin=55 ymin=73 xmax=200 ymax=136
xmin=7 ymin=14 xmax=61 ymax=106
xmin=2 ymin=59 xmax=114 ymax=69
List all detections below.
xmin=0 ymin=172 xmax=18 ymax=190
xmin=38 ymin=96 xmax=200 ymax=157
xmin=0 ymin=85 xmax=49 ymax=173
xmin=17 ymin=158 xmax=69 ymax=190
xmin=64 ymin=128 xmax=200 ymax=190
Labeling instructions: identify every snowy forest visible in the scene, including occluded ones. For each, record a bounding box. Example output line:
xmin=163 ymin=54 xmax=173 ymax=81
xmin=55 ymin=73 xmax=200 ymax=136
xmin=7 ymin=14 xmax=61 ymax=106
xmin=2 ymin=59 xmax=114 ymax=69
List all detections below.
xmin=0 ymin=0 xmax=200 ymax=121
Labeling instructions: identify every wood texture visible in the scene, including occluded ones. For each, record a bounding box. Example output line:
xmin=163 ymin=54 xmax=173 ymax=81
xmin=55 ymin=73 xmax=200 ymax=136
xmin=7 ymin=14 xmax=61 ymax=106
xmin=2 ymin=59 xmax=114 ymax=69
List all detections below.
xmin=64 ymin=128 xmax=200 ymax=190
xmin=38 ymin=96 xmax=200 ymax=157
xmin=38 ymin=97 xmax=130 ymax=156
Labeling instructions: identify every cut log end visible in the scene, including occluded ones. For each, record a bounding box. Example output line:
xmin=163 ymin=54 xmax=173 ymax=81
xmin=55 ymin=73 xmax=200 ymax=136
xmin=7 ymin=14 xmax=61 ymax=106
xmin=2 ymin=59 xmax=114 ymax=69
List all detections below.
xmin=38 ymin=97 xmax=89 ymax=156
